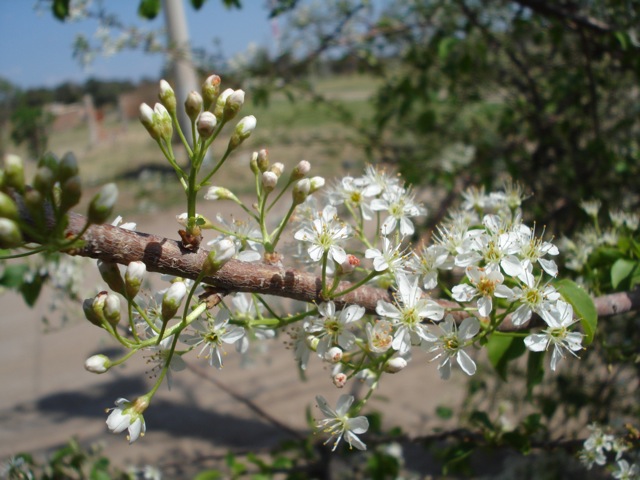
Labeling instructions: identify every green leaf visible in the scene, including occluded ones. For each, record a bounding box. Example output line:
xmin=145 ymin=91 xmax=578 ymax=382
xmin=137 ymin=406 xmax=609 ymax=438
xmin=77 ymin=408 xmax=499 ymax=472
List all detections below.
xmin=554 ymin=279 xmax=598 ymax=345
xmin=486 ymin=334 xmax=526 ymax=381
xmin=52 ymin=0 xmax=70 ymax=20
xmin=469 ymin=410 xmax=493 ymax=431
xmin=0 ymin=264 xmax=29 ymax=288
xmin=435 ymin=405 xmax=453 ymax=420
xmin=191 ymin=0 xmax=207 ymax=9
xmin=193 ymin=470 xmax=224 ymax=480
xmin=611 ymin=258 xmax=639 ymax=290
xmin=20 ymin=274 xmax=45 ymax=307
xmin=138 ymin=0 xmax=161 ymax=19
xmin=526 ymin=350 xmax=545 ymax=398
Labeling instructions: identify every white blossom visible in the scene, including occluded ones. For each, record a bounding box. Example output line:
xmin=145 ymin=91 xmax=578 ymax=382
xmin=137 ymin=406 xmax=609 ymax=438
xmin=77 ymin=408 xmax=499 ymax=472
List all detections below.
xmin=294 ymin=205 xmax=351 ymax=264
xmin=315 ymin=394 xmax=369 ymax=451
xmin=424 ymin=315 xmax=480 ymax=380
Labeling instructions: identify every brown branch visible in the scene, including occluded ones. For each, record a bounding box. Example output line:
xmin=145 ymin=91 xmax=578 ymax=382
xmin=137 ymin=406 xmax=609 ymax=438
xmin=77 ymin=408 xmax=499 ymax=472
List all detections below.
xmin=55 ymin=212 xmax=640 ymax=330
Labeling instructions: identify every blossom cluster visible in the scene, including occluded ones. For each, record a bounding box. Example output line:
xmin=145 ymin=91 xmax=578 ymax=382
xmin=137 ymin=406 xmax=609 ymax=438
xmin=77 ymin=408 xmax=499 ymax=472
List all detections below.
xmin=63 ymin=77 xmax=588 ymax=452
xmin=579 ymin=424 xmax=639 ymax=479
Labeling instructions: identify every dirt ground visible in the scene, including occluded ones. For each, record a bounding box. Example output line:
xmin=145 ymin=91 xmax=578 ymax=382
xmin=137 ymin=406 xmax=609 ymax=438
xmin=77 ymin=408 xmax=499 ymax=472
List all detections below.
xmin=0 ymin=209 xmax=467 ymax=478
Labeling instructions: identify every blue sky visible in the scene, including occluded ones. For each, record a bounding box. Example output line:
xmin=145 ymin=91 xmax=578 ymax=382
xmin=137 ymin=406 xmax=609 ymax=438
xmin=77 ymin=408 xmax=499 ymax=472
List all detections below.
xmin=0 ymin=1 xmax=276 ymax=89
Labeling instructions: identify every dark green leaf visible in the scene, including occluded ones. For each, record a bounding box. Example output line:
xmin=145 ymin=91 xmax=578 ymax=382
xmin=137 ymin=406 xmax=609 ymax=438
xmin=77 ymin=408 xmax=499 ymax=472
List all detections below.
xmin=191 ymin=0 xmax=207 ymax=9
xmin=138 ymin=0 xmax=161 ymax=19
xmin=20 ymin=274 xmax=45 ymax=307
xmin=526 ymin=350 xmax=545 ymax=398
xmin=52 ymin=0 xmax=70 ymax=20
xmin=435 ymin=405 xmax=453 ymax=420
xmin=469 ymin=410 xmax=493 ymax=431
xmin=222 ymin=0 xmax=242 ymax=8
xmin=486 ymin=334 xmax=526 ymax=381
xmin=555 ymin=279 xmax=598 ymax=345
xmin=0 ymin=264 xmax=29 ymax=288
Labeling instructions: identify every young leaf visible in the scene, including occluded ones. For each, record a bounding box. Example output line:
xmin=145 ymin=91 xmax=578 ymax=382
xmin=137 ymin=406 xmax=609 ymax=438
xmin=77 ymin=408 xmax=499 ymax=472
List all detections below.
xmin=554 ymin=279 xmax=597 ymax=345
xmin=486 ymin=334 xmax=526 ymax=381
xmin=611 ymin=258 xmax=639 ymax=290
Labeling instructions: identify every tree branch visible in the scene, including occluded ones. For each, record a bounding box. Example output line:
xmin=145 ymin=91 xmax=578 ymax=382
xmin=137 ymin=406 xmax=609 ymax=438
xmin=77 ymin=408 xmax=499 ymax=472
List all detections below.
xmin=54 ymin=212 xmax=640 ymax=331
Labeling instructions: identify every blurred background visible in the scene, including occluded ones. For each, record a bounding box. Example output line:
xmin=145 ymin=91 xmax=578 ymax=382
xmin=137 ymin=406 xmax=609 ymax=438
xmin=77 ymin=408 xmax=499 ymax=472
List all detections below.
xmin=1 ymin=0 xmax=639 ymax=477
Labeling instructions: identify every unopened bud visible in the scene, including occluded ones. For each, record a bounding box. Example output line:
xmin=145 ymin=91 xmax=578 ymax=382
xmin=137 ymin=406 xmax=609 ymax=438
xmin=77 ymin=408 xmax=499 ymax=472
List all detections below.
xmin=59 ymin=175 xmax=82 ymax=212
xmin=338 ymin=254 xmax=360 ymax=275
xmin=269 ymin=162 xmax=284 ymax=178
xmin=98 ymin=260 xmax=125 ymax=295
xmin=203 ymin=186 xmax=239 ymax=202
xmin=125 ymin=261 xmax=146 ymax=299
xmin=24 ymin=189 xmax=43 ymax=212
xmin=103 ymin=292 xmax=121 ymax=326
xmin=214 ymin=88 xmax=234 ymax=121
xmin=33 ymin=166 xmax=55 ymax=194
xmin=37 ymin=152 xmax=60 ymax=176
xmin=249 ymin=152 xmax=259 ymax=174
xmin=309 ymin=176 xmax=325 ymax=193
xmin=84 ymin=354 xmax=110 ymax=374
xmin=197 ymin=111 xmax=217 ymax=139
xmin=324 ymin=347 xmax=343 ymax=363
xmin=3 ymin=154 xmax=25 ymax=192
xmin=203 ymin=238 xmax=235 ymax=275
xmin=228 ymin=115 xmax=256 ymax=151
xmin=385 ymin=356 xmax=407 ymax=373
xmin=161 ymin=281 xmax=187 ymax=322
xmin=159 ymin=79 xmax=177 ymax=115
xmin=223 ymin=89 xmax=245 ymax=121
xmin=292 ymin=179 xmax=310 ymax=205
xmin=257 ymin=149 xmax=269 ymax=172
xmin=83 ymin=297 xmax=103 ymax=327
xmin=333 ymin=373 xmax=347 ymax=388
xmin=202 ymin=74 xmax=221 ymax=111
xmin=0 ymin=218 xmax=22 ymax=248
xmin=153 ymin=103 xmax=173 ymax=142
xmin=185 ymin=90 xmax=203 ymax=121
xmin=0 ymin=192 xmax=18 ymax=220
xmin=261 ymin=171 xmax=278 ymax=192
xmin=291 ymin=160 xmax=311 ymax=180
xmin=87 ymin=183 xmax=118 ymax=224
xmin=139 ymin=103 xmax=158 ymax=139
xmin=58 ymin=152 xmax=79 ymax=182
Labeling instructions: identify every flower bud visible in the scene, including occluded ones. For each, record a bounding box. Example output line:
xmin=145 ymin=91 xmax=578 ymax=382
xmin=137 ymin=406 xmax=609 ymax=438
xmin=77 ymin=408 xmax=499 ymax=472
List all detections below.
xmin=257 ymin=149 xmax=269 ymax=172
xmin=333 ymin=373 xmax=347 ymax=388
xmin=0 ymin=191 xmax=19 ymax=220
xmin=0 ymin=218 xmax=22 ymax=248
xmin=228 ymin=115 xmax=256 ymax=151
xmin=204 ymin=186 xmax=239 ymax=203
xmin=103 ymin=292 xmax=121 ymax=326
xmin=203 ymin=238 xmax=236 ymax=275
xmin=269 ymin=162 xmax=284 ymax=178
xmin=185 ymin=90 xmax=203 ymax=121
xmin=196 ymin=111 xmax=217 ymax=139
xmin=37 ymin=152 xmax=60 ymax=178
xmin=309 ymin=176 xmax=325 ymax=193
xmin=213 ymin=88 xmax=234 ymax=121
xmin=324 ymin=347 xmax=343 ymax=363
xmin=223 ymin=89 xmax=245 ymax=121
xmin=201 ymin=74 xmax=221 ymax=111
xmin=385 ymin=356 xmax=407 ymax=373
xmin=291 ymin=160 xmax=310 ymax=180
xmin=337 ymin=254 xmax=360 ymax=275
xmin=24 ymin=189 xmax=43 ymax=212
xmin=292 ymin=178 xmax=310 ymax=205
xmin=84 ymin=354 xmax=110 ymax=374
xmin=98 ymin=260 xmax=126 ymax=295
xmin=88 ymin=183 xmax=118 ymax=224
xmin=139 ymin=103 xmax=158 ymax=139
xmin=161 ymin=281 xmax=187 ymax=322
xmin=249 ymin=152 xmax=259 ymax=174
xmin=158 ymin=79 xmax=177 ymax=115
xmin=3 ymin=154 xmax=25 ymax=193
xmin=58 ymin=152 xmax=79 ymax=182
xmin=153 ymin=103 xmax=173 ymax=142
xmin=59 ymin=175 xmax=82 ymax=212
xmin=125 ymin=261 xmax=146 ymax=299
xmin=83 ymin=297 xmax=103 ymax=327
xmin=261 ymin=171 xmax=278 ymax=193
xmin=33 ymin=166 xmax=55 ymax=195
